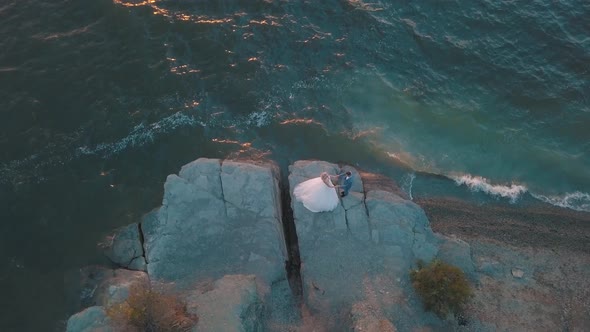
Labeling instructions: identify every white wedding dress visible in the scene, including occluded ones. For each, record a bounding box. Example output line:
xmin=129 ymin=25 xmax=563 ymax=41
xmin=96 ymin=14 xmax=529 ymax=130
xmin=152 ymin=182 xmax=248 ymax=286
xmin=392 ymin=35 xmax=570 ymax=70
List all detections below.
xmin=293 ymin=176 xmax=339 ymax=212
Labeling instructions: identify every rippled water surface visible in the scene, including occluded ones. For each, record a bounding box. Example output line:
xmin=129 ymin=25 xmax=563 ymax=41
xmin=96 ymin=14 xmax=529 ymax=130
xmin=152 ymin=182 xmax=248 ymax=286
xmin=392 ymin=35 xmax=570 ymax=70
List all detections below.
xmin=1 ymin=0 xmax=589 ymax=330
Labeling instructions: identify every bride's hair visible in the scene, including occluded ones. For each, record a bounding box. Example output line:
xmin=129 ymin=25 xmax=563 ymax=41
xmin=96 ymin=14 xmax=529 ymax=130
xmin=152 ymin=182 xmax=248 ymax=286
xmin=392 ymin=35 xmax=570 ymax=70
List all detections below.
xmin=320 ymin=172 xmax=334 ymax=188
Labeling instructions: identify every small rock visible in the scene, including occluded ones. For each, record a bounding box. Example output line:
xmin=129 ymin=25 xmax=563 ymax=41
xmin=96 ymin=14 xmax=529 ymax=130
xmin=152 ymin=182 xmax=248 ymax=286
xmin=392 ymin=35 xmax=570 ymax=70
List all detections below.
xmin=511 ymin=268 xmax=524 ymax=278
xmin=102 ymin=223 xmax=146 ymax=271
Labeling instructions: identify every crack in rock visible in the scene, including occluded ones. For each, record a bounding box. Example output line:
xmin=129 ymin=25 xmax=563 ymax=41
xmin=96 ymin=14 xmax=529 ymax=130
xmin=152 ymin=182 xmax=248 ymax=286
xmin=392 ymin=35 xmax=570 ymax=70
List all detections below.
xmin=137 ymin=222 xmax=148 ymax=265
xmin=219 ymin=160 xmax=228 ymax=218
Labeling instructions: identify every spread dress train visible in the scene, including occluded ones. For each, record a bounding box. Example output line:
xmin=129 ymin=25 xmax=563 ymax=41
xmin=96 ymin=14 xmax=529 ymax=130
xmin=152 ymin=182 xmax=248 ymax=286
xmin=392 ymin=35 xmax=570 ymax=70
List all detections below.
xmin=293 ymin=175 xmax=339 ymax=212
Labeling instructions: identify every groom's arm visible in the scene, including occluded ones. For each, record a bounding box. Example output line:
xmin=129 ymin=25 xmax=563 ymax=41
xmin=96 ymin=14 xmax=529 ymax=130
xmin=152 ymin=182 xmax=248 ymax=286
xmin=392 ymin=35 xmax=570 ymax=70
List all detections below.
xmin=330 ymin=174 xmax=342 ymax=181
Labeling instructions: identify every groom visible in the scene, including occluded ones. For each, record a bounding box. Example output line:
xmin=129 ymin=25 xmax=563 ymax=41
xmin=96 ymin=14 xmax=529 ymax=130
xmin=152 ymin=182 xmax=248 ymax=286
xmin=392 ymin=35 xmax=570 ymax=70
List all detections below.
xmin=332 ymin=171 xmax=353 ymax=197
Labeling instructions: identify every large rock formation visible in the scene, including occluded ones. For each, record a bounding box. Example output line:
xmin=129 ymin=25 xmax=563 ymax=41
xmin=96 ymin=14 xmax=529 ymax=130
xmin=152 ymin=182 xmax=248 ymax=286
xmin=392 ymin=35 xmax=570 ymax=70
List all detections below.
xmin=142 ymin=158 xmax=286 ymax=286
xmin=67 ymin=158 xmax=590 ymax=331
xmin=102 ymin=158 xmax=287 ymax=286
xmin=288 ymin=160 xmax=442 ymax=331
xmin=69 ymin=158 xmax=289 ymax=332
xmin=66 ymin=268 xmax=148 ymax=332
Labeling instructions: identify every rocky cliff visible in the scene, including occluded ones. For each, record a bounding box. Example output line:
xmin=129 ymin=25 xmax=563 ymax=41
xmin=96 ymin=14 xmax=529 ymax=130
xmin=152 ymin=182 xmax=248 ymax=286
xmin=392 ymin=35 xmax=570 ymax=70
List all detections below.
xmin=66 ymin=158 xmax=590 ymax=332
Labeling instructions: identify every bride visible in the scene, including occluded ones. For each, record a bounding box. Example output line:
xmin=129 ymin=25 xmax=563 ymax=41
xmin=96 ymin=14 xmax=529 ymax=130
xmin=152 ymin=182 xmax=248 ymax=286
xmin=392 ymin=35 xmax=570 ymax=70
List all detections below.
xmin=293 ymin=172 xmax=340 ymax=212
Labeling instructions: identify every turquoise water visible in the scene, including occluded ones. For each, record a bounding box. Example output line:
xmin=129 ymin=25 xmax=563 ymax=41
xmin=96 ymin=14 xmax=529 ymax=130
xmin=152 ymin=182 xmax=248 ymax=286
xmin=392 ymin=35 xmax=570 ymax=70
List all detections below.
xmin=1 ymin=0 xmax=589 ymax=330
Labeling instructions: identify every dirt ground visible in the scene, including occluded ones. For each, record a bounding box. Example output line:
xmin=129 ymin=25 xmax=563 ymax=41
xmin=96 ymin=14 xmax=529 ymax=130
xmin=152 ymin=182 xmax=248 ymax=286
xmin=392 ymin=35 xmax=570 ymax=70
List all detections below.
xmin=417 ymin=197 xmax=590 ymax=331
xmin=416 ymin=197 xmax=590 ymax=253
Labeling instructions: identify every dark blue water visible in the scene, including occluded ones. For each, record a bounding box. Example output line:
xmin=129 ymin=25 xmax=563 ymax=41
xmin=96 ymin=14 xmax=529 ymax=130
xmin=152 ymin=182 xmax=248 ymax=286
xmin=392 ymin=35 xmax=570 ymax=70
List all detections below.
xmin=1 ymin=0 xmax=589 ymax=330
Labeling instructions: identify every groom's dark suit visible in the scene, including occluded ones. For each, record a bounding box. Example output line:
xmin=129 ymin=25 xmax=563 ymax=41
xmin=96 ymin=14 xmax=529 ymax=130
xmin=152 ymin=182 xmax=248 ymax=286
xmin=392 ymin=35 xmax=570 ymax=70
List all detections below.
xmin=338 ymin=173 xmax=353 ymax=197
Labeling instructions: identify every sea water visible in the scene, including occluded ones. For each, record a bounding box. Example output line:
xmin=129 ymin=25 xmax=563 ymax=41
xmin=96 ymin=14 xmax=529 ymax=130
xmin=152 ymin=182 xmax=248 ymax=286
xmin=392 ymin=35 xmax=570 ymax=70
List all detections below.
xmin=0 ymin=0 xmax=588 ymax=329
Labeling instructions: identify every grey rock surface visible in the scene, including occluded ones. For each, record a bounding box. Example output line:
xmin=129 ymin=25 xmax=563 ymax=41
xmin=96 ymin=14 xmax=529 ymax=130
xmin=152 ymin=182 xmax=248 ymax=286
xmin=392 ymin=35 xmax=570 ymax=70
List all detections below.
xmin=66 ymin=306 xmax=113 ymax=332
xmin=103 ymin=223 xmax=146 ymax=271
xmin=68 ymin=267 xmax=149 ymax=311
xmin=96 ymin=269 xmax=149 ymax=307
xmin=435 ymin=233 xmax=476 ymax=280
xmin=67 ymin=158 xmax=290 ymax=332
xmin=365 ymin=189 xmax=438 ymax=263
xmin=184 ymin=274 xmax=263 ymax=332
xmin=221 ymin=161 xmax=282 ymax=221
xmin=142 ymin=158 xmax=287 ymax=285
xmin=67 ymin=158 xmax=588 ymax=332
xmin=289 ymin=160 xmax=442 ymax=331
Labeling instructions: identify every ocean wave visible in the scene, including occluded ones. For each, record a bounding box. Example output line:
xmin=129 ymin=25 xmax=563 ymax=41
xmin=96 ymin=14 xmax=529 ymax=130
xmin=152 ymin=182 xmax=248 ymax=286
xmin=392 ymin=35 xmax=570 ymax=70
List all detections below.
xmin=246 ymin=111 xmax=272 ymax=127
xmin=451 ymin=174 xmax=528 ymax=203
xmin=0 ymin=112 xmax=201 ymax=185
xmin=78 ymin=109 xmax=271 ymax=160
xmin=77 ymin=112 xmax=200 ymax=158
xmin=400 ymin=172 xmax=416 ymax=200
xmin=531 ymin=191 xmax=590 ymax=212
xmin=0 ymin=105 xmax=277 ymax=185
xmin=451 ymin=174 xmax=590 ymax=212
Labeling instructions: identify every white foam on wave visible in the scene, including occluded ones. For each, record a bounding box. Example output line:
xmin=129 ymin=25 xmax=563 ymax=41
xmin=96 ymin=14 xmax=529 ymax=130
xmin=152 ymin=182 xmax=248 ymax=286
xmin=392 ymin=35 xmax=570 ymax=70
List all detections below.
xmin=452 ymin=174 xmax=590 ymax=212
xmin=77 ymin=112 xmax=199 ymax=158
xmin=400 ymin=172 xmax=416 ymax=200
xmin=386 ymin=152 xmax=401 ymax=162
xmin=531 ymin=191 xmax=590 ymax=212
xmin=452 ymin=174 xmax=528 ymax=203
xmin=0 ymin=105 xmax=277 ymax=185
xmin=246 ymin=111 xmax=271 ymax=127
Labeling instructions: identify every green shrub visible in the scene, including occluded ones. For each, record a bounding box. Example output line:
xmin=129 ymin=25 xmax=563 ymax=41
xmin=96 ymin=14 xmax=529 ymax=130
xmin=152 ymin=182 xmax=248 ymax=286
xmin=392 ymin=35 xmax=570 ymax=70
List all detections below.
xmin=410 ymin=260 xmax=472 ymax=318
xmin=106 ymin=283 xmax=197 ymax=332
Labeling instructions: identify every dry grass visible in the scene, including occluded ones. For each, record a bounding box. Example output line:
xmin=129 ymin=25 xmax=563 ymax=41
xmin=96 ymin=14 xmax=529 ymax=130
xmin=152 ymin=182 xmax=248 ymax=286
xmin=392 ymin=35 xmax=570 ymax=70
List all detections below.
xmin=106 ymin=283 xmax=197 ymax=332
xmin=410 ymin=260 xmax=473 ymax=318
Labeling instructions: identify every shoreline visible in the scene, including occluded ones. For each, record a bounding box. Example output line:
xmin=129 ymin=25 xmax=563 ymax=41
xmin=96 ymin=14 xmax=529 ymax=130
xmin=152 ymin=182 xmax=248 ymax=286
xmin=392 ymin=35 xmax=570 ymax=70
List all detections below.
xmin=416 ymin=196 xmax=590 ymax=253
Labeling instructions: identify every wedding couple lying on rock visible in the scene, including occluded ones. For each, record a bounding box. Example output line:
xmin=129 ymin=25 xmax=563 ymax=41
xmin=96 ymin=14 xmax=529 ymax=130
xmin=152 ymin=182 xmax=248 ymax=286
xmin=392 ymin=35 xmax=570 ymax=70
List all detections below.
xmin=293 ymin=171 xmax=353 ymax=212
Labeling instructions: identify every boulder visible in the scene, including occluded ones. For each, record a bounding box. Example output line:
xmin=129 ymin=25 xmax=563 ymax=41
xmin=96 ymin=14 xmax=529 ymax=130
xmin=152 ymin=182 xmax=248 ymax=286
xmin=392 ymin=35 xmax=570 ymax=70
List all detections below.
xmin=66 ymin=306 xmax=113 ymax=332
xmin=141 ymin=158 xmax=287 ymax=286
xmin=435 ymin=234 xmax=476 ymax=280
xmin=289 ymin=160 xmax=441 ymax=330
xmin=221 ymin=161 xmax=282 ymax=220
xmin=95 ymin=269 xmax=149 ymax=307
xmin=511 ymin=268 xmax=524 ymax=278
xmin=365 ymin=190 xmax=438 ymax=263
xmin=68 ymin=158 xmax=292 ymax=332
xmin=102 ymin=223 xmax=146 ymax=271
xmin=67 ymin=267 xmax=149 ymax=311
